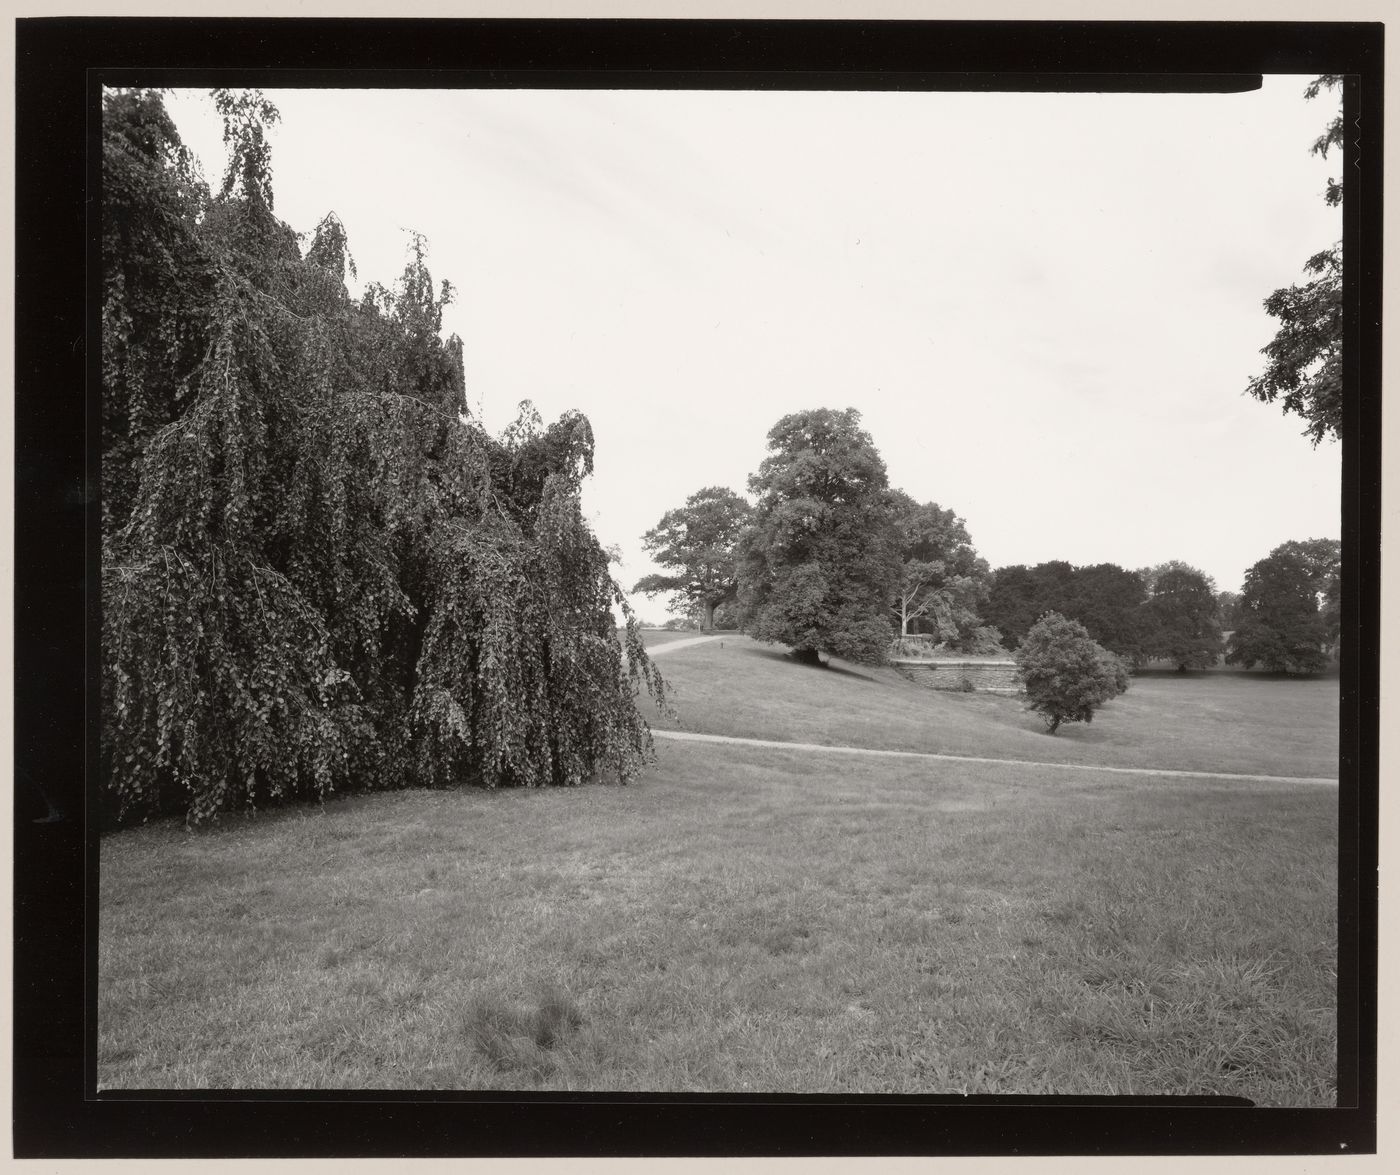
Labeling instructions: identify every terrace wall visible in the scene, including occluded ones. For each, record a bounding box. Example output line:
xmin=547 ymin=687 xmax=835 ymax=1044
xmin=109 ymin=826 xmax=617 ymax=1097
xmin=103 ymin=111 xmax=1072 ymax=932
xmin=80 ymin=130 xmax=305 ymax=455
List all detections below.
xmin=891 ymin=658 xmax=1021 ymax=695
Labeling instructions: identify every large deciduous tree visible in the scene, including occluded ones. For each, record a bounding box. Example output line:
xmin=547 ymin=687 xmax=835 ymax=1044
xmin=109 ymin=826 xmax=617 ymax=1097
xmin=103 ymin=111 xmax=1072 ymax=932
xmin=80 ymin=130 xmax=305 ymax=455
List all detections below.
xmin=633 ymin=486 xmax=751 ymax=632
xmin=102 ymin=89 xmax=665 ymax=825
xmin=737 ymin=408 xmax=902 ymax=666
xmin=1140 ymin=563 xmax=1224 ymax=670
xmin=888 ymin=492 xmax=990 ymax=646
xmin=983 ymin=560 xmax=1142 ymax=657
xmin=1272 ymin=537 xmax=1342 ymax=652
xmin=1217 ymin=590 xmax=1242 ymax=631
xmin=1225 ymin=540 xmax=1338 ymax=674
xmin=981 ymin=564 xmax=1053 ymax=650
xmin=1066 ymin=563 xmax=1148 ymax=663
xmin=1245 ymin=76 xmax=1342 ymax=446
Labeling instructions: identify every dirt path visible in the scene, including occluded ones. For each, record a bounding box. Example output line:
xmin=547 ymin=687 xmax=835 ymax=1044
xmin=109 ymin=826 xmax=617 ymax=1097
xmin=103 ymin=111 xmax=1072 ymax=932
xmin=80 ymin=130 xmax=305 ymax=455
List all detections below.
xmin=651 ymin=729 xmax=1338 ymax=786
xmin=643 ymin=635 xmax=726 ymax=657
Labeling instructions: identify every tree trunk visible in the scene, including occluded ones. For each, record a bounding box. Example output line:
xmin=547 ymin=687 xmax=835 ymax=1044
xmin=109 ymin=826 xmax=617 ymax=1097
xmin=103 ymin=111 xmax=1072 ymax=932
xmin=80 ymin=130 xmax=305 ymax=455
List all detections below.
xmin=703 ymin=600 xmax=716 ymax=633
xmin=1047 ymin=714 xmax=1061 ymax=734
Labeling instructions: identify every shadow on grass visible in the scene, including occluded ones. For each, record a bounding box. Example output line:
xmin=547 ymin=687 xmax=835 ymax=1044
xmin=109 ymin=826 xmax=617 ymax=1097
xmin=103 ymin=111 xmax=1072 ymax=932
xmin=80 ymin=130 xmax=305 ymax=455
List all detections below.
xmin=734 ymin=643 xmax=883 ymax=683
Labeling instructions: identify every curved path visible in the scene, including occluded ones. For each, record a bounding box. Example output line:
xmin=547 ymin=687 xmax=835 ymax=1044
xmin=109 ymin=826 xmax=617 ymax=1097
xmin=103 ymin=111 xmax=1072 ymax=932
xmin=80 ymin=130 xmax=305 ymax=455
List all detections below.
xmin=643 ymin=634 xmax=726 ymax=657
xmin=651 ymin=729 xmax=1338 ymax=788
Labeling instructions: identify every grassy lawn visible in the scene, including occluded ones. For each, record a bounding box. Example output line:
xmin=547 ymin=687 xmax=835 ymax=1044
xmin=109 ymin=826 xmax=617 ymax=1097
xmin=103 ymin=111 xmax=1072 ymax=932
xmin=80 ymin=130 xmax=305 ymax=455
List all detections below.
xmin=100 ymin=633 xmax=1338 ymax=1099
xmin=643 ymin=636 xmax=1338 ymax=780
xmin=630 ymin=627 xmax=712 ymax=647
xmin=100 ymin=746 xmax=1336 ymax=1100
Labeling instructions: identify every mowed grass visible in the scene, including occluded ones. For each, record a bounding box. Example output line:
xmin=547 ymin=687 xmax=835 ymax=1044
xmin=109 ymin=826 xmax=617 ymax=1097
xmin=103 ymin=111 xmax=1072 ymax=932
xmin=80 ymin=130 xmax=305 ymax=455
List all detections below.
xmin=100 ymin=737 xmax=1336 ymax=1100
xmin=644 ymin=636 xmax=1338 ymax=780
xmin=632 ymin=627 xmax=712 ymax=647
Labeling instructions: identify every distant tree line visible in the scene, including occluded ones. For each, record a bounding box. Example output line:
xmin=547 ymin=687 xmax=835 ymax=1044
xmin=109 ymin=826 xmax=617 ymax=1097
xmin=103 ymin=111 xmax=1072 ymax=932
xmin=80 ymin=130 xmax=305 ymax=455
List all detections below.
xmin=636 ymin=409 xmax=1340 ymax=677
xmin=102 ymin=89 xmax=665 ymax=826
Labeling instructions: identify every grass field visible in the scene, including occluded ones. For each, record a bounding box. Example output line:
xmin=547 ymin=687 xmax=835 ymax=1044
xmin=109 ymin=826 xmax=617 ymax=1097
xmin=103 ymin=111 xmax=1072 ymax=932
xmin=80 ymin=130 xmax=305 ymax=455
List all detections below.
xmin=633 ymin=627 xmax=709 ymax=647
xmin=98 ymin=634 xmax=1338 ymax=1100
xmin=647 ymin=636 xmax=1338 ymax=780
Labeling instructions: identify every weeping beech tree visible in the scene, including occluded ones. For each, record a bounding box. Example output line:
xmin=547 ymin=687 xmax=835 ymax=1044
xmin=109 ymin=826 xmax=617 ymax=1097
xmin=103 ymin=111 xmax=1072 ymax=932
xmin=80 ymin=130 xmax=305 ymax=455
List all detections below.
xmin=102 ymin=88 xmax=665 ymax=825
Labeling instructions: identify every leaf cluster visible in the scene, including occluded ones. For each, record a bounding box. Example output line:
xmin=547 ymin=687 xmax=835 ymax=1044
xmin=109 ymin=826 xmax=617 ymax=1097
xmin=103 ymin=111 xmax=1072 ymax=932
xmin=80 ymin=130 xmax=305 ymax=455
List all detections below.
xmin=1245 ymin=76 xmax=1343 ymax=445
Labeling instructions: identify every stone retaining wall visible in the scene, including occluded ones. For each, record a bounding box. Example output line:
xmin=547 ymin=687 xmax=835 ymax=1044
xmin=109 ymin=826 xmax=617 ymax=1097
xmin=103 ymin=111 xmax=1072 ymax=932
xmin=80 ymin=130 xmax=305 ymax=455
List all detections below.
xmin=891 ymin=658 xmax=1022 ymax=695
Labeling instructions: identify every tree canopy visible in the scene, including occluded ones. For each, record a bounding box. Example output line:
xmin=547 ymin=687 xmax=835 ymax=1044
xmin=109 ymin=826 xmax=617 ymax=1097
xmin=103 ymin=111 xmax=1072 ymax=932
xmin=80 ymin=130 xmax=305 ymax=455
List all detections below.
xmin=1015 ymin=612 xmax=1130 ymax=734
xmin=887 ymin=492 xmax=990 ymax=647
xmin=102 ymin=89 xmax=665 ymax=825
xmin=1066 ymin=563 xmax=1148 ymax=663
xmin=1225 ymin=541 xmax=1336 ymax=674
xmin=983 ymin=560 xmax=1144 ymax=659
xmin=1271 ymin=537 xmax=1341 ymax=651
xmin=1244 ymin=76 xmax=1342 ymax=446
xmin=633 ymin=486 xmax=752 ymax=632
xmin=1141 ymin=563 xmax=1224 ymax=670
xmin=736 ymin=408 xmax=902 ymax=665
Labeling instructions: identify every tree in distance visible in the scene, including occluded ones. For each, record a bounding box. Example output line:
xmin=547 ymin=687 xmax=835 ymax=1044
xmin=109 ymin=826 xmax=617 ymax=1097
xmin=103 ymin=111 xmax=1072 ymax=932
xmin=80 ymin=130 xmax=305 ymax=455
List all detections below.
xmin=1015 ymin=612 xmax=1130 ymax=735
xmin=1066 ymin=563 xmax=1148 ymax=663
xmin=633 ymin=486 xmax=752 ymax=632
xmin=1272 ymin=537 xmax=1342 ymax=653
xmin=1216 ymin=590 xmax=1242 ymax=632
xmin=1245 ymin=76 xmax=1342 ymax=446
xmin=1226 ymin=538 xmax=1340 ymax=672
xmin=737 ymin=408 xmax=902 ymax=667
xmin=1226 ymin=541 xmax=1337 ymax=674
xmin=1140 ymin=562 xmax=1224 ymax=670
xmin=983 ymin=560 xmax=1142 ymax=657
xmin=981 ymin=563 xmax=1061 ymax=650
xmin=888 ymin=491 xmax=990 ymax=647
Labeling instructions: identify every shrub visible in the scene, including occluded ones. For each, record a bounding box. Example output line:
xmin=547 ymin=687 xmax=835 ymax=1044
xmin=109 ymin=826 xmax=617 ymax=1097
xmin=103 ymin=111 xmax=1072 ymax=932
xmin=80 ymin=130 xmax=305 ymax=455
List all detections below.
xmin=1015 ymin=612 xmax=1130 ymax=734
xmin=889 ymin=634 xmax=938 ymax=659
xmin=945 ymin=625 xmax=1009 ymax=656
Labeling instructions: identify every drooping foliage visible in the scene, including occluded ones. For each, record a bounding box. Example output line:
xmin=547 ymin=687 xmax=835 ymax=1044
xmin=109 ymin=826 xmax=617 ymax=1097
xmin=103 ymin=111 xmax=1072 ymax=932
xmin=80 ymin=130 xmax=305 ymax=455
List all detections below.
xmin=736 ymin=408 xmax=902 ymax=665
xmin=633 ymin=486 xmax=752 ymax=632
xmin=1015 ymin=612 xmax=1130 ymax=735
xmin=1245 ymin=76 xmax=1343 ymax=446
xmin=102 ymin=89 xmax=665 ymax=825
xmin=1226 ymin=539 xmax=1339 ymax=674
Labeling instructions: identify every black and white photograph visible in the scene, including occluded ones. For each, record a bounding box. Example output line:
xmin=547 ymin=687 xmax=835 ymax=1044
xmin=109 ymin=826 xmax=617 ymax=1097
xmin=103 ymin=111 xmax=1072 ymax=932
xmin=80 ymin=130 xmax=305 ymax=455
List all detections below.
xmin=10 ymin=11 xmax=1382 ymax=1162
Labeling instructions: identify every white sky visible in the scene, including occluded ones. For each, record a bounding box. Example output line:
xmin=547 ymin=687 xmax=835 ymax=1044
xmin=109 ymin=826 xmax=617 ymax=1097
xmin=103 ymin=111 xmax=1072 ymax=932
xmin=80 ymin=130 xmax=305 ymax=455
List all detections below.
xmin=161 ymin=82 xmax=1342 ymax=618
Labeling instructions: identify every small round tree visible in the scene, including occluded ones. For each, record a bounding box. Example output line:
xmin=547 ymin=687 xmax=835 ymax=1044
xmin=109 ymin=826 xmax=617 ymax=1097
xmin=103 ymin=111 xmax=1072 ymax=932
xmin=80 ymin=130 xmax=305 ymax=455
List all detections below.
xmin=1015 ymin=612 xmax=1130 ymax=734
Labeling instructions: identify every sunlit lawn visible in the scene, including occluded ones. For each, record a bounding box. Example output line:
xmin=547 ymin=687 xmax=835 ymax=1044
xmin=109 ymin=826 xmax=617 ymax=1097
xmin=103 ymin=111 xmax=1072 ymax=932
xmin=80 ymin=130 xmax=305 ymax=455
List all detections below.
xmin=645 ymin=635 xmax=1338 ymax=780
xmin=99 ymin=635 xmax=1338 ymax=1101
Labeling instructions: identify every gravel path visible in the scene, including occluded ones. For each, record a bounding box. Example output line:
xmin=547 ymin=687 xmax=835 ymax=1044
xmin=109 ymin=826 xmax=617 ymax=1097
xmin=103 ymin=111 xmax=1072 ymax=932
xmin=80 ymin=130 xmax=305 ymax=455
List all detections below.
xmin=642 ymin=635 xmax=726 ymax=657
xmin=651 ymin=729 xmax=1338 ymax=786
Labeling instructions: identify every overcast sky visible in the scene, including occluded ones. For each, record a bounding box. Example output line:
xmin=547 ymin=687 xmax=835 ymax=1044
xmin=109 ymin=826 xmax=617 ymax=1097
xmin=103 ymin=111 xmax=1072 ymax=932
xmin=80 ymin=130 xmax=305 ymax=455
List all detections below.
xmin=163 ymin=82 xmax=1342 ymax=618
